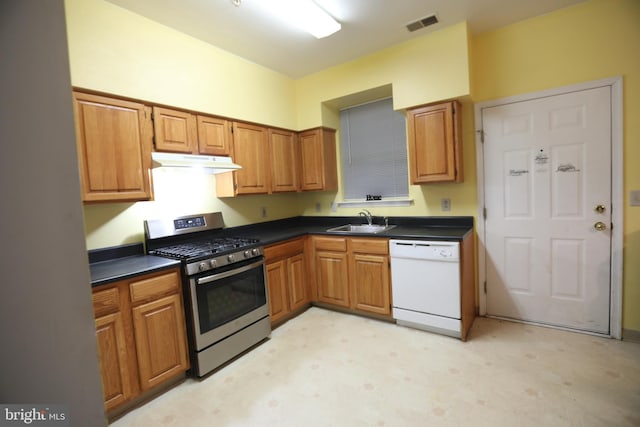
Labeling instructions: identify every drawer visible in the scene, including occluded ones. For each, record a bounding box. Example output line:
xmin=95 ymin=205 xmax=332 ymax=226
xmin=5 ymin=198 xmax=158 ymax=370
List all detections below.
xmin=349 ymin=237 xmax=389 ymax=255
xmin=313 ymin=236 xmax=347 ymax=252
xmin=130 ymin=269 xmax=181 ymax=305
xmin=264 ymin=238 xmax=305 ymax=261
xmin=92 ymin=286 xmax=120 ymax=317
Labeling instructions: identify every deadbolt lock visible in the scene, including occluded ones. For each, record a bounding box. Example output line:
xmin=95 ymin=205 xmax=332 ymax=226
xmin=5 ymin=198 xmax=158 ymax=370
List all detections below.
xmin=594 ymin=204 xmax=606 ymax=213
xmin=594 ymin=222 xmax=607 ymax=231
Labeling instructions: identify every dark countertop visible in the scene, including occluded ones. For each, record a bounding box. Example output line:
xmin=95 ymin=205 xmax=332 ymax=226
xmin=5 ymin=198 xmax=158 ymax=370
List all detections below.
xmin=89 ymin=243 xmax=181 ymax=288
xmin=227 ymin=215 xmax=474 ymax=245
xmin=88 ymin=216 xmax=474 ymax=287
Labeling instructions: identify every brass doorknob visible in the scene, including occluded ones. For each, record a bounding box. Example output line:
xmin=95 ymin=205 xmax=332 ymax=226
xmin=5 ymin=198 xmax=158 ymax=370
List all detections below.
xmin=594 ymin=204 xmax=606 ymax=213
xmin=594 ymin=222 xmax=607 ymax=231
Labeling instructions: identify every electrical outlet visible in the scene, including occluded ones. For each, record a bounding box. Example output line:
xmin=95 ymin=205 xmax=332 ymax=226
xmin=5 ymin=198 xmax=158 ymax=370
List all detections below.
xmin=631 ymin=190 xmax=640 ymax=207
xmin=441 ymin=198 xmax=451 ymax=211
xmin=331 ymin=202 xmax=337 ymax=212
xmin=315 ymin=202 xmax=322 ymax=212
xmin=261 ymin=206 xmax=267 ymax=218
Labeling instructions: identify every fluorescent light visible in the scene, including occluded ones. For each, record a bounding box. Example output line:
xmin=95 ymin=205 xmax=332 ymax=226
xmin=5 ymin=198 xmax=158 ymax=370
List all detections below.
xmin=269 ymin=0 xmax=341 ymax=39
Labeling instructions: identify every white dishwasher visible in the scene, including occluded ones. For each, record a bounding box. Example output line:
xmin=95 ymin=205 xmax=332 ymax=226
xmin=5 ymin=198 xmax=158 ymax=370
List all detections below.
xmin=390 ymin=239 xmax=462 ymax=338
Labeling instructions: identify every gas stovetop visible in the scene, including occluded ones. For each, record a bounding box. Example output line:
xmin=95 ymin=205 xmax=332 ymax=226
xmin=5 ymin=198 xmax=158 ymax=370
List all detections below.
xmin=144 ymin=212 xmax=263 ymax=275
xmin=148 ymin=237 xmax=260 ymax=261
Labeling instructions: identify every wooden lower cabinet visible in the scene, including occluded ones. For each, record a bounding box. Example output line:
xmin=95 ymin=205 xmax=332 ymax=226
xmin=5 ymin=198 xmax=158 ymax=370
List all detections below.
xmin=264 ymin=238 xmax=310 ymax=325
xmin=94 ymin=311 xmax=133 ymax=412
xmin=132 ymin=293 xmax=189 ymax=391
xmin=349 ymin=238 xmax=391 ymax=316
xmin=91 ymin=268 xmax=189 ymax=413
xmin=312 ymin=236 xmax=392 ymax=317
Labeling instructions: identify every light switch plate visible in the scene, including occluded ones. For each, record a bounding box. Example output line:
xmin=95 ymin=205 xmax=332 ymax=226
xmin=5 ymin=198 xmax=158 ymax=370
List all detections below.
xmin=631 ymin=190 xmax=640 ymax=206
xmin=441 ymin=198 xmax=451 ymax=211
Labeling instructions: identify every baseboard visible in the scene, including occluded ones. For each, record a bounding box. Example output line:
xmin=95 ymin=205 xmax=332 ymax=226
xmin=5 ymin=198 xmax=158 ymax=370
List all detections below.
xmin=622 ymin=329 xmax=640 ymax=343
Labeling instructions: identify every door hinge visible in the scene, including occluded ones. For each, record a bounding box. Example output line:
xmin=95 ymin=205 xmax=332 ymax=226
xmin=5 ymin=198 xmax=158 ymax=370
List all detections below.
xmin=484 ymin=281 xmax=487 ymax=294
xmin=483 ymin=207 xmax=487 ymax=219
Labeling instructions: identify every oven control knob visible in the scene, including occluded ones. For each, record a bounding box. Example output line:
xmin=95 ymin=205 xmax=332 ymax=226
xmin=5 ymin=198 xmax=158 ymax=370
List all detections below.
xmin=198 ymin=262 xmax=207 ymax=272
xmin=244 ymin=250 xmax=251 ymax=258
xmin=252 ymin=248 xmax=259 ymax=256
xmin=209 ymin=259 xmax=217 ymax=268
xmin=227 ymin=254 xmax=234 ymax=262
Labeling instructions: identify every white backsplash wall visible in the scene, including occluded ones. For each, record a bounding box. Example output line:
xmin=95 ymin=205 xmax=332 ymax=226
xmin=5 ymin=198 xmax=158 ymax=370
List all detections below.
xmin=82 ymin=169 xmax=306 ymax=250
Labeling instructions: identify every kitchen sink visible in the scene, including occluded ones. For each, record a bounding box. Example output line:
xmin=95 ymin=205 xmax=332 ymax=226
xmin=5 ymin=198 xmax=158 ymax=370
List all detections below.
xmin=326 ymin=224 xmax=396 ymax=234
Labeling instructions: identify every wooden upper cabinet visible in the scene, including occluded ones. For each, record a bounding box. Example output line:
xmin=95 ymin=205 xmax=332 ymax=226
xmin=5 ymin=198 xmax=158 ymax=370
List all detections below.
xmin=299 ymin=127 xmax=338 ymax=191
xmin=269 ymin=128 xmax=299 ymax=193
xmin=152 ymin=106 xmax=197 ymax=153
xmin=406 ymin=100 xmax=463 ymax=183
xmin=216 ymin=121 xmax=269 ymax=196
xmin=73 ymin=91 xmax=153 ymax=203
xmin=197 ymin=115 xmax=232 ymax=156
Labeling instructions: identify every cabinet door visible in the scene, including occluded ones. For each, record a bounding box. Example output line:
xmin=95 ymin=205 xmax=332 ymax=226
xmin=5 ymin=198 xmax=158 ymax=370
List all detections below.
xmin=266 ymin=260 xmax=289 ymax=323
xmin=287 ymin=253 xmax=308 ymax=311
xmin=73 ymin=92 xmax=153 ymax=202
xmin=407 ymin=101 xmax=463 ymax=183
xmin=315 ymin=251 xmax=349 ymax=307
xmin=350 ymin=253 xmax=391 ymax=315
xmin=95 ymin=312 xmax=134 ymax=411
xmin=269 ymin=128 xmax=299 ymax=192
xmin=132 ymin=294 xmax=189 ymax=391
xmin=299 ymin=128 xmax=338 ymax=191
xmin=232 ymin=122 xmax=269 ymax=194
xmin=197 ymin=115 xmax=231 ymax=155
xmin=152 ymin=106 xmax=197 ymax=153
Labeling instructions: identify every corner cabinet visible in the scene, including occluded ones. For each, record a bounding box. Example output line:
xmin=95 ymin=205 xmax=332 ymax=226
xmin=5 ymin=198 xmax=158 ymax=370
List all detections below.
xmin=91 ymin=268 xmax=189 ymax=414
xmin=299 ymin=127 xmax=338 ymax=191
xmin=264 ymin=237 xmax=309 ymax=325
xmin=73 ymin=91 xmax=154 ymax=202
xmin=406 ymin=100 xmax=463 ymax=183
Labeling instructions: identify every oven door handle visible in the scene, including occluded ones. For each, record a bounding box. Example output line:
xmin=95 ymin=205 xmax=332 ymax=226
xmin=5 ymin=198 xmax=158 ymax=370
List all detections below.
xmin=196 ymin=259 xmax=264 ymax=285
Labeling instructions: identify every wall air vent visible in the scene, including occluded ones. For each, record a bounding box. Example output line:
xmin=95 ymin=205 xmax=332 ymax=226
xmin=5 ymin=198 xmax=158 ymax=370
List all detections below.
xmin=406 ymin=14 xmax=439 ymax=32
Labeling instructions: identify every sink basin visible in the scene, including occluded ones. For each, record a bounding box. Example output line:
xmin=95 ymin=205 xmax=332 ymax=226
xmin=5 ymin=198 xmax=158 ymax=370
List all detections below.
xmin=326 ymin=224 xmax=396 ymax=234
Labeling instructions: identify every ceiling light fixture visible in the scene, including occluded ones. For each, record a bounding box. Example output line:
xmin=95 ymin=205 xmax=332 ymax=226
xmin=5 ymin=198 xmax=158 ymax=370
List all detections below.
xmin=269 ymin=0 xmax=341 ymax=39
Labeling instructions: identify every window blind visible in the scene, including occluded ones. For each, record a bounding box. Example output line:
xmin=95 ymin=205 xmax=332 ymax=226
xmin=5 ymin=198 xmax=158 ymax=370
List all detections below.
xmin=340 ymin=98 xmax=408 ymax=200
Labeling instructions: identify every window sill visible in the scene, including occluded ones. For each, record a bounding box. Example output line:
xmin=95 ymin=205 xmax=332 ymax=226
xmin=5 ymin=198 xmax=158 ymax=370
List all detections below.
xmin=336 ymin=198 xmax=414 ymax=208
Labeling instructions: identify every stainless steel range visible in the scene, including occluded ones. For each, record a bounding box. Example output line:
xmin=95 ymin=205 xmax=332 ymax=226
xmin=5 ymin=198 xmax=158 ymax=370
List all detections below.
xmin=144 ymin=212 xmax=270 ymax=377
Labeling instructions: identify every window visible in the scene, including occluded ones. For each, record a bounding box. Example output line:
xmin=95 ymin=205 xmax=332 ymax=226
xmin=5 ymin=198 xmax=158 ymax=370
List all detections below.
xmin=340 ymin=98 xmax=408 ymax=200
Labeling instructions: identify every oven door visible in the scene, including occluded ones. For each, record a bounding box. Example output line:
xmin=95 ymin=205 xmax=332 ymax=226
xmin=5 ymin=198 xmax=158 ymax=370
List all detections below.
xmin=189 ymin=257 xmax=269 ymax=351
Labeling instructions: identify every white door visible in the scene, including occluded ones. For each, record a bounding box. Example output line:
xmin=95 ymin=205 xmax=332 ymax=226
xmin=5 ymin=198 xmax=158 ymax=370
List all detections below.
xmin=482 ymin=86 xmax=611 ymax=334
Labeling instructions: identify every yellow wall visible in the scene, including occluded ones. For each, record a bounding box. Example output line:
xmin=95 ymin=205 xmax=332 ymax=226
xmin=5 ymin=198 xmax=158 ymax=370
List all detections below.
xmin=65 ymin=0 xmax=296 ymax=128
xmin=65 ymin=0 xmax=308 ymax=248
xmin=471 ymin=0 xmax=640 ymax=331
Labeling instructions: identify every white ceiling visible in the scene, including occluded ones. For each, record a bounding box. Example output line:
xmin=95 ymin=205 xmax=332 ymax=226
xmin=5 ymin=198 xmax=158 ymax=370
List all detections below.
xmin=105 ymin=0 xmax=586 ymax=79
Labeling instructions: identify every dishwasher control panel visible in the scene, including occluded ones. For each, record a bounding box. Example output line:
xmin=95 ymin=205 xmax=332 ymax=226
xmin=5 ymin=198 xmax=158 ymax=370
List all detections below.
xmin=389 ymin=240 xmax=459 ymax=261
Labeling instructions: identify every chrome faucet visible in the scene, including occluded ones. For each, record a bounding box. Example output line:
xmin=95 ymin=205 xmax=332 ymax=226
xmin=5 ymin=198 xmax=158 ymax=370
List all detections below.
xmin=359 ymin=209 xmax=373 ymax=225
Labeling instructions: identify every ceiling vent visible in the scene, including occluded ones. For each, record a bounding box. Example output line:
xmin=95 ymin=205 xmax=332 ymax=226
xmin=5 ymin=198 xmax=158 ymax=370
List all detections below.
xmin=406 ymin=14 xmax=439 ymax=32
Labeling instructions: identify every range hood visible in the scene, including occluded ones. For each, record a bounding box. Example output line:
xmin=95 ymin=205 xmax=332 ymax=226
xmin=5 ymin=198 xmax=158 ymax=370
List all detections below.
xmin=151 ymin=152 xmax=241 ymax=174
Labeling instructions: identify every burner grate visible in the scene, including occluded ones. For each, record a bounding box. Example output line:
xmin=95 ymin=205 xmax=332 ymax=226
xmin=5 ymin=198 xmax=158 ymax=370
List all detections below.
xmin=150 ymin=237 xmax=259 ymax=260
